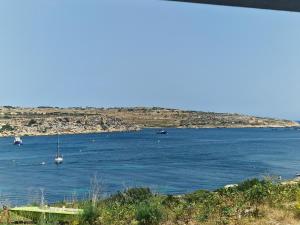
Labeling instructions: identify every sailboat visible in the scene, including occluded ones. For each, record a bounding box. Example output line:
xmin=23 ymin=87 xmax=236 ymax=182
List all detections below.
xmin=54 ymin=135 xmax=63 ymax=164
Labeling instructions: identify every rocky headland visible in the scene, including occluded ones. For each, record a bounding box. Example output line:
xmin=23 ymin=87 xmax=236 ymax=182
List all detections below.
xmin=0 ymin=106 xmax=298 ymax=137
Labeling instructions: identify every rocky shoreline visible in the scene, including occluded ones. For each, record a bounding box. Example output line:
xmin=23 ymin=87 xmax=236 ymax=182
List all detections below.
xmin=0 ymin=106 xmax=298 ymax=137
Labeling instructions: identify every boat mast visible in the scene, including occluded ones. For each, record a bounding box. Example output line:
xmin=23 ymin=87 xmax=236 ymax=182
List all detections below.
xmin=57 ymin=134 xmax=60 ymax=156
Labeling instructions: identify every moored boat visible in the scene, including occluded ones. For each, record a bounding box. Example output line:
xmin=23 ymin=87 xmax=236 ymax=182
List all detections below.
xmin=157 ymin=130 xmax=168 ymax=134
xmin=55 ymin=135 xmax=63 ymax=164
xmin=13 ymin=136 xmax=23 ymax=145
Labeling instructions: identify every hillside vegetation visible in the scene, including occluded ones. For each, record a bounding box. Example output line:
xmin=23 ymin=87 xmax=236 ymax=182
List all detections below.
xmin=6 ymin=178 xmax=300 ymax=225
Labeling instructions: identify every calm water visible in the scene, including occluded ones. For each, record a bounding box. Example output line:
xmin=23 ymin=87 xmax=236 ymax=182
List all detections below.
xmin=0 ymin=128 xmax=300 ymax=205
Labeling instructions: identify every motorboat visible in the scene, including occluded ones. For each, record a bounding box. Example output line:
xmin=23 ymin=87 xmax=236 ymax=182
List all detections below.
xmin=13 ymin=136 xmax=23 ymax=145
xmin=157 ymin=130 xmax=167 ymax=134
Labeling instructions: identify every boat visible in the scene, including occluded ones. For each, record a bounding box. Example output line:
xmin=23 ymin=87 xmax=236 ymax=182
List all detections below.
xmin=13 ymin=136 xmax=23 ymax=145
xmin=54 ymin=135 xmax=63 ymax=164
xmin=11 ymin=206 xmax=83 ymax=223
xmin=157 ymin=130 xmax=167 ymax=134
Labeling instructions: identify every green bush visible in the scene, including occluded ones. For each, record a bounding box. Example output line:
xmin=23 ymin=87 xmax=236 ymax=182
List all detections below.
xmin=0 ymin=124 xmax=14 ymax=132
xmin=98 ymin=202 xmax=136 ymax=225
xmin=184 ymin=189 xmax=211 ymax=203
xmin=162 ymin=195 xmax=180 ymax=208
xmin=79 ymin=202 xmax=100 ymax=225
xmin=135 ymin=201 xmax=164 ymax=225
xmin=196 ymin=192 xmax=221 ymax=222
xmin=108 ymin=188 xmax=153 ymax=205
xmin=27 ymin=119 xmax=37 ymax=127
xmin=244 ymin=182 xmax=269 ymax=217
xmin=237 ymin=178 xmax=264 ymax=191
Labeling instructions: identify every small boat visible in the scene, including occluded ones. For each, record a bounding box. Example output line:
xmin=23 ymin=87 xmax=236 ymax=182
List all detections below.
xmin=13 ymin=136 xmax=23 ymax=145
xmin=157 ymin=130 xmax=167 ymax=134
xmin=224 ymin=184 xmax=238 ymax=189
xmin=54 ymin=135 xmax=63 ymax=164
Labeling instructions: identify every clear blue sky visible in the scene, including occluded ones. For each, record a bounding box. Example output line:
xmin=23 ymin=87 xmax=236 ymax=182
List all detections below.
xmin=0 ymin=0 xmax=300 ymax=119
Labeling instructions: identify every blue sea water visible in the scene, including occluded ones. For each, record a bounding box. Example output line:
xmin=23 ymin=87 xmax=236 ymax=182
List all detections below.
xmin=0 ymin=128 xmax=300 ymax=205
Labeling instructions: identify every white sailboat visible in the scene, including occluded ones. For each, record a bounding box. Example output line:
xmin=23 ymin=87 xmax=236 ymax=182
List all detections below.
xmin=54 ymin=135 xmax=63 ymax=164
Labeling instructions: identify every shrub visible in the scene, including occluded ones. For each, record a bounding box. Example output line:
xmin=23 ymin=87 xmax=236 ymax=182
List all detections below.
xmin=79 ymin=202 xmax=100 ymax=225
xmin=184 ymin=189 xmax=211 ymax=203
xmin=244 ymin=182 xmax=269 ymax=217
xmin=100 ymin=118 xmax=108 ymax=130
xmin=3 ymin=105 xmax=15 ymax=109
xmin=27 ymin=119 xmax=37 ymax=127
xmin=0 ymin=124 xmax=14 ymax=132
xmin=3 ymin=114 xmax=11 ymax=119
xmin=108 ymin=188 xmax=153 ymax=205
xmin=237 ymin=178 xmax=262 ymax=191
xmin=135 ymin=201 xmax=164 ymax=225
xmin=196 ymin=192 xmax=221 ymax=222
xmin=98 ymin=202 xmax=136 ymax=225
xmin=162 ymin=195 xmax=181 ymax=208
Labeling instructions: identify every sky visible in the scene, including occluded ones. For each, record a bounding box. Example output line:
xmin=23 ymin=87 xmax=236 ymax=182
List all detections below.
xmin=0 ymin=0 xmax=300 ymax=119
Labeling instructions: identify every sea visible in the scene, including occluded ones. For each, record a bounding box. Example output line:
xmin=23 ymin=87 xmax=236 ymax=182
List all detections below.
xmin=0 ymin=128 xmax=300 ymax=205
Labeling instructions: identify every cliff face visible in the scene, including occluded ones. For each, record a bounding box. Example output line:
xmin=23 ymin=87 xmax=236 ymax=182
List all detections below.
xmin=0 ymin=106 xmax=298 ymax=137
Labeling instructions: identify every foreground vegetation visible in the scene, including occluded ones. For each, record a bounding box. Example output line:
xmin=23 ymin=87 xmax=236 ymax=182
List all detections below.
xmin=4 ymin=178 xmax=300 ymax=225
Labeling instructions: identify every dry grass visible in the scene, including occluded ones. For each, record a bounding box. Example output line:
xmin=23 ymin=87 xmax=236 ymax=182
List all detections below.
xmin=160 ymin=204 xmax=300 ymax=225
xmin=0 ymin=212 xmax=34 ymax=225
xmin=240 ymin=205 xmax=300 ymax=225
xmin=198 ymin=205 xmax=300 ymax=225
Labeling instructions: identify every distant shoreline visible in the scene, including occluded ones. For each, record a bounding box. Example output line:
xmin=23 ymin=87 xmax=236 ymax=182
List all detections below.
xmin=0 ymin=126 xmax=299 ymax=138
xmin=0 ymin=106 xmax=298 ymax=137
